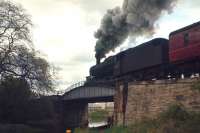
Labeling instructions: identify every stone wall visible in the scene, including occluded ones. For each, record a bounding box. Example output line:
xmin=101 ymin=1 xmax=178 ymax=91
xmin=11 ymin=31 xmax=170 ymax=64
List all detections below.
xmin=114 ymin=78 xmax=200 ymax=125
xmin=114 ymin=81 xmax=125 ymax=125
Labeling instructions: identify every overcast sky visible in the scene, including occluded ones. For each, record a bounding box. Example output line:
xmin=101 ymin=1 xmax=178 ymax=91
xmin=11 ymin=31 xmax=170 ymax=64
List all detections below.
xmin=12 ymin=0 xmax=200 ymax=90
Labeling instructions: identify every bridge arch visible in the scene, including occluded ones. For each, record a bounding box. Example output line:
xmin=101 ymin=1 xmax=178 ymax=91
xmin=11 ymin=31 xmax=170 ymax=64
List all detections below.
xmin=61 ymin=82 xmax=115 ymax=129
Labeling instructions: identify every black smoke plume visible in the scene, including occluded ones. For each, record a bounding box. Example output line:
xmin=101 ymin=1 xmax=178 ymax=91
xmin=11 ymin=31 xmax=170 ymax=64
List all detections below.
xmin=94 ymin=0 xmax=178 ymax=61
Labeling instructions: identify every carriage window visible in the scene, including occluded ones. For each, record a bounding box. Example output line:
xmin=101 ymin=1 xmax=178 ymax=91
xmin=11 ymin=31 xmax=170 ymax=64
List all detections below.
xmin=184 ymin=33 xmax=189 ymax=46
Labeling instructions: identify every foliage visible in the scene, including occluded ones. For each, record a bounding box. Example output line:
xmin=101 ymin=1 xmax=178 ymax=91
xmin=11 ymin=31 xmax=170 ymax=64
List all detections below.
xmin=0 ymin=0 xmax=57 ymax=126
xmin=27 ymin=97 xmax=55 ymax=121
xmin=0 ymin=0 xmax=55 ymax=93
xmin=104 ymin=126 xmax=130 ymax=133
xmin=159 ymin=104 xmax=189 ymax=121
xmin=0 ymin=124 xmax=45 ymax=133
xmin=77 ymin=104 xmax=200 ymax=133
xmin=130 ymin=104 xmax=200 ymax=133
xmin=89 ymin=109 xmax=109 ymax=122
xmin=0 ymin=76 xmax=57 ymax=132
xmin=130 ymin=119 xmax=158 ymax=133
xmin=191 ymin=81 xmax=200 ymax=92
xmin=0 ymin=76 xmax=31 ymax=123
xmin=75 ymin=128 xmax=90 ymax=133
xmin=25 ymin=96 xmax=60 ymax=133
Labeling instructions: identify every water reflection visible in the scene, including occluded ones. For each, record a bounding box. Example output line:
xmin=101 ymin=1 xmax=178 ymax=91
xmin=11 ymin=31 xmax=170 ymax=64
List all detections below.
xmin=88 ymin=121 xmax=107 ymax=128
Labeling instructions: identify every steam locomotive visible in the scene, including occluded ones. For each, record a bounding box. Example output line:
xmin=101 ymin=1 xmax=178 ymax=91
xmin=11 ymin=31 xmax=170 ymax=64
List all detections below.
xmin=90 ymin=21 xmax=200 ymax=81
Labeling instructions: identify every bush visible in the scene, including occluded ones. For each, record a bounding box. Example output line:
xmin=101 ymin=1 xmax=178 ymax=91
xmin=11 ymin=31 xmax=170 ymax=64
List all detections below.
xmin=0 ymin=77 xmax=31 ymax=123
xmin=159 ymin=104 xmax=189 ymax=121
xmin=0 ymin=124 xmax=45 ymax=133
xmin=27 ymin=97 xmax=55 ymax=121
xmin=191 ymin=81 xmax=200 ymax=92
xmin=130 ymin=104 xmax=200 ymax=133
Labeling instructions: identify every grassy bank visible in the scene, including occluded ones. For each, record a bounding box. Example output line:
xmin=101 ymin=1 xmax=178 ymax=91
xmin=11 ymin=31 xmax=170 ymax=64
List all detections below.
xmin=75 ymin=126 xmax=129 ymax=133
xmin=89 ymin=109 xmax=109 ymax=122
xmin=76 ymin=104 xmax=200 ymax=133
xmin=126 ymin=104 xmax=200 ymax=133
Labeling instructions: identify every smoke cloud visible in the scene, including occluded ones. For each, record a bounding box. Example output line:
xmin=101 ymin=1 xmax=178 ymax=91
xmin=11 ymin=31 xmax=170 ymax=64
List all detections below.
xmin=95 ymin=0 xmax=178 ymax=59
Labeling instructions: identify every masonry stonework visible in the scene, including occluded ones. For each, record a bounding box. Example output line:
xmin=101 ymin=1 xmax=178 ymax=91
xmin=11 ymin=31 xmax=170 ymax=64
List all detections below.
xmin=114 ymin=78 xmax=200 ymax=125
xmin=114 ymin=81 xmax=125 ymax=125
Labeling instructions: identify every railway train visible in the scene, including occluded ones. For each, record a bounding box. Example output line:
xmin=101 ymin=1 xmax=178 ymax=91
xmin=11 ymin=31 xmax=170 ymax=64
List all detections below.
xmin=89 ymin=21 xmax=200 ymax=81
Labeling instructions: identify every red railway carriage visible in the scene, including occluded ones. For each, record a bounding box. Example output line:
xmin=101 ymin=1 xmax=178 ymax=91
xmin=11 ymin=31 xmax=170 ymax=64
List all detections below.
xmin=169 ymin=21 xmax=200 ymax=63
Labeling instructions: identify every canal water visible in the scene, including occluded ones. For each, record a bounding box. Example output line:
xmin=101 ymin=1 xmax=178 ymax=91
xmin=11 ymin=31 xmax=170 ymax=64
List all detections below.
xmin=89 ymin=121 xmax=107 ymax=128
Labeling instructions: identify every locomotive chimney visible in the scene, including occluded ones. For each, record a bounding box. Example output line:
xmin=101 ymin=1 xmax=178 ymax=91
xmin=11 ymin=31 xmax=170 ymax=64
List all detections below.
xmin=95 ymin=53 xmax=101 ymax=64
xmin=96 ymin=56 xmax=100 ymax=65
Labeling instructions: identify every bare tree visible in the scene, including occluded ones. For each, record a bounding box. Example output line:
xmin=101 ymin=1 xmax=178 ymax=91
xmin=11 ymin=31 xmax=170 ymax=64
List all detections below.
xmin=0 ymin=1 xmax=54 ymax=93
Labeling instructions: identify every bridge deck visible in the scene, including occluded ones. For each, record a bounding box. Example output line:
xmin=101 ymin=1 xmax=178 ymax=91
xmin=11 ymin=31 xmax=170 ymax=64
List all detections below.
xmin=63 ymin=86 xmax=114 ymax=102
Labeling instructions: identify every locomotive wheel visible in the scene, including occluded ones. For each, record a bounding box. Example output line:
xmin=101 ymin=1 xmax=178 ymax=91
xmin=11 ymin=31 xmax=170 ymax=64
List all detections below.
xmin=133 ymin=71 xmax=144 ymax=81
xmin=170 ymin=67 xmax=182 ymax=79
xmin=135 ymin=74 xmax=144 ymax=81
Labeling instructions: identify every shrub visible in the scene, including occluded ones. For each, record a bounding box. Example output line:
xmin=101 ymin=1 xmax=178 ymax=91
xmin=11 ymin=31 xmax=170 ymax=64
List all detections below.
xmin=159 ymin=104 xmax=189 ymax=121
xmin=0 ymin=124 xmax=45 ymax=133
xmin=0 ymin=77 xmax=31 ymax=123
xmin=191 ymin=81 xmax=200 ymax=92
xmin=110 ymin=105 xmax=200 ymax=133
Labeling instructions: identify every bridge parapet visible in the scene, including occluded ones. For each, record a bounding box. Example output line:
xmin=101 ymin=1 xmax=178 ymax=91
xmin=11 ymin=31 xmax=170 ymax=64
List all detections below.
xmin=56 ymin=79 xmax=115 ymax=96
xmin=55 ymin=81 xmax=86 ymax=95
xmin=63 ymin=86 xmax=114 ymax=102
xmin=66 ymin=81 xmax=86 ymax=92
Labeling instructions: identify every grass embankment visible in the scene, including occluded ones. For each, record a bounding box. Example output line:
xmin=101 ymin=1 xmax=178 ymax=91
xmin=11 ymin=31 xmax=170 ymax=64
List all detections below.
xmin=75 ymin=104 xmax=200 ymax=133
xmin=75 ymin=126 xmax=128 ymax=133
xmin=89 ymin=109 xmax=109 ymax=122
xmin=128 ymin=104 xmax=200 ymax=133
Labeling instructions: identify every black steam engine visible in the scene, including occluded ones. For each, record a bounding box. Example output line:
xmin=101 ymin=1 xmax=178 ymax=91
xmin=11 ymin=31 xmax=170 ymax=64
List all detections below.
xmin=90 ymin=38 xmax=169 ymax=80
xmin=89 ymin=21 xmax=200 ymax=81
